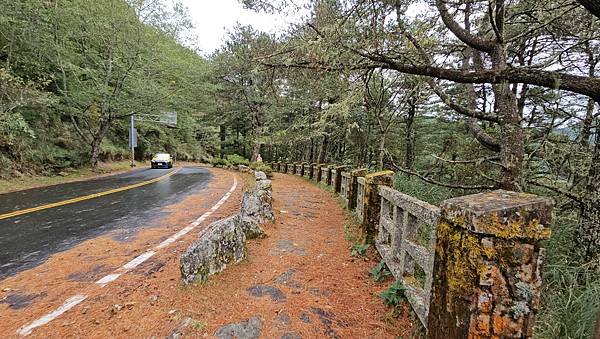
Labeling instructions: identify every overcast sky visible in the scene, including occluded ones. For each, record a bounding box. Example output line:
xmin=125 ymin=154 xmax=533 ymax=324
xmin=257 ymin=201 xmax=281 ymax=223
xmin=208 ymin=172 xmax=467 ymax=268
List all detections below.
xmin=178 ymin=0 xmax=301 ymax=54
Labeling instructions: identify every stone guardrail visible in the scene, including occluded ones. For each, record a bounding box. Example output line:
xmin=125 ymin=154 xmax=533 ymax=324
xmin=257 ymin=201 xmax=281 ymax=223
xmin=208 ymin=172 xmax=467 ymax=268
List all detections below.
xmin=356 ymin=176 xmax=365 ymax=222
xmin=267 ymin=162 xmax=553 ymax=338
xmin=377 ymin=186 xmax=440 ymax=325
xmin=340 ymin=171 xmax=350 ymax=205
xmin=180 ymin=169 xmax=273 ymax=284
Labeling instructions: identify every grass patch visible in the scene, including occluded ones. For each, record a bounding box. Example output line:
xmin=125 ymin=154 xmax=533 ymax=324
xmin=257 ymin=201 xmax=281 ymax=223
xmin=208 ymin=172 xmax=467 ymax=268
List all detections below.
xmin=343 ymin=212 xmax=365 ymax=245
xmin=190 ymin=319 xmax=207 ymax=331
xmin=0 ymin=160 xmax=143 ymax=194
xmin=536 ymin=211 xmax=600 ymax=339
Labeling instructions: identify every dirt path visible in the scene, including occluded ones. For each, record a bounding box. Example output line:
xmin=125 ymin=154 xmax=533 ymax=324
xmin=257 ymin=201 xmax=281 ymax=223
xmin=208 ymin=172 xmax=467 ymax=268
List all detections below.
xmin=184 ymin=173 xmax=415 ymax=338
xmin=0 ymin=171 xmax=414 ymax=338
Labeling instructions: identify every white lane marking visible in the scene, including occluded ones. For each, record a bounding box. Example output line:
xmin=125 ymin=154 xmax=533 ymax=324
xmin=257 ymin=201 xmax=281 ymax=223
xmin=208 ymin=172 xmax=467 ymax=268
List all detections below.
xmin=95 ymin=273 xmax=121 ymax=286
xmin=17 ymin=176 xmax=238 ymax=336
xmin=17 ymin=295 xmax=88 ymax=336
xmin=121 ymin=250 xmax=156 ymax=271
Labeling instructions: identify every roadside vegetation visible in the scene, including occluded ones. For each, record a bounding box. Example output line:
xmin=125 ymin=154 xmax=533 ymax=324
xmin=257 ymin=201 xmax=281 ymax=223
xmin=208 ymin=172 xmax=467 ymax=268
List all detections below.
xmin=1 ymin=0 xmax=599 ymax=336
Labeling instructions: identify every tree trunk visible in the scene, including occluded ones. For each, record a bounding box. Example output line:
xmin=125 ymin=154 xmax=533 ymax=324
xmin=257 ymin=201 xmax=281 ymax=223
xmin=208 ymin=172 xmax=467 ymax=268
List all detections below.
xmin=219 ymin=125 xmax=226 ymax=158
xmin=89 ymin=119 xmax=112 ymax=168
xmin=576 ymin=0 xmax=600 ymax=19
xmin=251 ymin=142 xmax=261 ymax=162
xmin=377 ymin=132 xmax=386 ymax=170
xmin=578 ymin=98 xmax=595 ymax=147
xmin=405 ymin=99 xmax=416 ymax=169
xmin=489 ymin=32 xmax=524 ymax=191
xmin=576 ymin=114 xmax=600 ymax=262
xmin=317 ymin=135 xmax=328 ymax=163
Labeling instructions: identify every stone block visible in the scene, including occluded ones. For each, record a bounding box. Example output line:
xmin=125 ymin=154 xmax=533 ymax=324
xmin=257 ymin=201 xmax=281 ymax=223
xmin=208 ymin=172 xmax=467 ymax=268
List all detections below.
xmin=314 ymin=164 xmax=325 ymax=182
xmin=332 ymin=165 xmax=346 ymax=193
xmin=360 ymin=171 xmax=393 ymax=241
xmin=440 ymin=190 xmax=552 ymax=240
xmin=427 ymin=190 xmax=552 ymax=339
xmin=180 ymin=215 xmax=247 ymax=284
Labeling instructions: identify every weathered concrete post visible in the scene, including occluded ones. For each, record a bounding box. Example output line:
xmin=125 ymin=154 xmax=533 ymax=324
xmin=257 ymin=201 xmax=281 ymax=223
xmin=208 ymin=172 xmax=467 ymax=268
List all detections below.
xmin=427 ymin=190 xmax=553 ymax=339
xmin=348 ymin=168 xmax=367 ymax=210
xmin=321 ymin=165 xmax=333 ymax=186
xmin=332 ymin=165 xmax=346 ymax=193
xmin=287 ymin=163 xmax=295 ymax=175
xmin=303 ymin=163 xmax=313 ymax=179
xmin=360 ymin=171 xmax=393 ymax=241
xmin=280 ymin=162 xmax=286 ymax=173
xmin=296 ymin=163 xmax=305 ymax=176
xmin=314 ymin=164 xmax=324 ymax=182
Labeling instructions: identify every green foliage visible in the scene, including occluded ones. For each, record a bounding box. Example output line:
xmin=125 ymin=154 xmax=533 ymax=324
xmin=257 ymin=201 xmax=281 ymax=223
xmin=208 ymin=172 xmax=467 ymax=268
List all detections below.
xmin=210 ymin=157 xmax=231 ymax=168
xmin=536 ymin=212 xmax=600 ymax=339
xmin=350 ymin=243 xmax=370 ymax=257
xmin=379 ymin=280 xmax=407 ymax=307
xmin=190 ymin=319 xmax=206 ymax=331
xmin=249 ymin=162 xmax=273 ymax=177
xmin=393 ymin=172 xmax=462 ymax=206
xmin=0 ymin=0 xmax=215 ymax=175
xmin=371 ymin=260 xmax=392 ymax=282
xmin=226 ymin=154 xmax=250 ymax=166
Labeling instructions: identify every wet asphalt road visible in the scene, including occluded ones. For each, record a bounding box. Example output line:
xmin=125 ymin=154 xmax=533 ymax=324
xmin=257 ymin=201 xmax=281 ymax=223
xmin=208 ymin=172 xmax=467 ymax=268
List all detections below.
xmin=0 ymin=167 xmax=213 ymax=279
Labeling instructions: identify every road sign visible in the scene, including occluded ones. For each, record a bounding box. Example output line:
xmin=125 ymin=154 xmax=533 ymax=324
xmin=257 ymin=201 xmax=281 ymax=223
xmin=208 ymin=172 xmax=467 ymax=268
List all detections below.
xmin=129 ymin=128 xmax=138 ymax=148
xmin=159 ymin=111 xmax=177 ymax=127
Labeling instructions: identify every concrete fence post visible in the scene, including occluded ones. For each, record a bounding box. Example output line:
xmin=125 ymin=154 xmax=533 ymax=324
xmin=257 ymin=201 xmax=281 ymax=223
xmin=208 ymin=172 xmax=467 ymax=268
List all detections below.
xmin=332 ymin=165 xmax=346 ymax=193
xmin=295 ymin=163 xmax=304 ymax=176
xmin=315 ymin=164 xmax=324 ymax=182
xmin=321 ymin=165 xmax=333 ymax=186
xmin=303 ymin=163 xmax=312 ymax=179
xmin=348 ymin=168 xmax=367 ymax=210
xmin=360 ymin=171 xmax=393 ymax=241
xmin=427 ymin=190 xmax=553 ymax=339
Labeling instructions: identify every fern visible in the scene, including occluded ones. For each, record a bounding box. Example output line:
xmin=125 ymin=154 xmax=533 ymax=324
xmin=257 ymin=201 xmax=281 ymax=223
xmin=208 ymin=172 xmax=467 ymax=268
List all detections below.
xmin=371 ymin=260 xmax=392 ymax=282
xmin=379 ymin=280 xmax=406 ymax=307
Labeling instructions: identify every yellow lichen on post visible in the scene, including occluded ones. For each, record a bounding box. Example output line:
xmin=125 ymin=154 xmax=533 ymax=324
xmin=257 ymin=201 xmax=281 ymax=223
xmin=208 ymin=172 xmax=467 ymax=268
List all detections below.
xmin=427 ymin=190 xmax=553 ymax=339
xmin=361 ymin=171 xmax=393 ymax=242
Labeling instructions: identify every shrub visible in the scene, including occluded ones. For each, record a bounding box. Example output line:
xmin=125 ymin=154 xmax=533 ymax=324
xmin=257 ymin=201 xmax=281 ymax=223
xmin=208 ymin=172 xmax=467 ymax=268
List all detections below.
xmin=250 ymin=162 xmax=273 ymax=177
xmin=379 ymin=280 xmax=407 ymax=307
xmin=210 ymin=157 xmax=230 ymax=168
xmin=226 ymin=154 xmax=250 ymax=166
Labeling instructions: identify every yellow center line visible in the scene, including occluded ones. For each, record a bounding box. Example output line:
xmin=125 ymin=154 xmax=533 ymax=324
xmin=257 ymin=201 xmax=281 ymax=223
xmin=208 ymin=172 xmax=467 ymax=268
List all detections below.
xmin=0 ymin=168 xmax=181 ymax=221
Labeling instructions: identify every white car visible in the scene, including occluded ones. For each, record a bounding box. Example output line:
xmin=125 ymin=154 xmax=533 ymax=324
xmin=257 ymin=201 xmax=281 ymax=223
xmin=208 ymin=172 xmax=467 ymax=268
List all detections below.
xmin=150 ymin=153 xmax=173 ymax=169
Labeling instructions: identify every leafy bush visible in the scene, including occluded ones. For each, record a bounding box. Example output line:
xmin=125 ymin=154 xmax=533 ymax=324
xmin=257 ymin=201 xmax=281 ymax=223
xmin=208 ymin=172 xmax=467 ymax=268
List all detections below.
xmin=371 ymin=260 xmax=392 ymax=282
xmin=250 ymin=162 xmax=273 ymax=177
xmin=379 ymin=280 xmax=407 ymax=307
xmin=226 ymin=154 xmax=250 ymax=166
xmin=210 ymin=157 xmax=231 ymax=167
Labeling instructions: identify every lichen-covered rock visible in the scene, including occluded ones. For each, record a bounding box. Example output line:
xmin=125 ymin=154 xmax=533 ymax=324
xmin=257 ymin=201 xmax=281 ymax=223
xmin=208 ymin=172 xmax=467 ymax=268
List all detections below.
xmin=180 ymin=215 xmax=247 ymax=284
xmin=254 ymin=171 xmax=267 ymax=181
xmin=241 ymin=182 xmax=274 ymax=225
xmin=238 ymin=215 xmax=266 ymax=240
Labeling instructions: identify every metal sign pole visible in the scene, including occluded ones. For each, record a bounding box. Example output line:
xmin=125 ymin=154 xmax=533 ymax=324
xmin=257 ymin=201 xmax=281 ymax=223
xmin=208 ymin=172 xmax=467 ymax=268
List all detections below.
xmin=130 ymin=115 xmax=136 ymax=168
